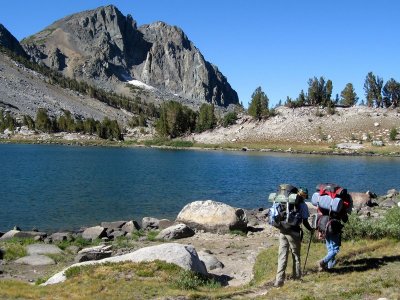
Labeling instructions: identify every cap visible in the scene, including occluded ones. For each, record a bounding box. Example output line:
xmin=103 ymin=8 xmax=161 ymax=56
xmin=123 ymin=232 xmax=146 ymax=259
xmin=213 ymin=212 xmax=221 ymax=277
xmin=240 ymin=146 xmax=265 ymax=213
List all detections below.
xmin=298 ymin=187 xmax=309 ymax=199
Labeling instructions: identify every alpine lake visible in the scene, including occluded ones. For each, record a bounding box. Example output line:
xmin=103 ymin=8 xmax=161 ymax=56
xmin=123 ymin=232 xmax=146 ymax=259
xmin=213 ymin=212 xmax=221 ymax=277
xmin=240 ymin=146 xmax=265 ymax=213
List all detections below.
xmin=1 ymin=143 xmax=399 ymax=232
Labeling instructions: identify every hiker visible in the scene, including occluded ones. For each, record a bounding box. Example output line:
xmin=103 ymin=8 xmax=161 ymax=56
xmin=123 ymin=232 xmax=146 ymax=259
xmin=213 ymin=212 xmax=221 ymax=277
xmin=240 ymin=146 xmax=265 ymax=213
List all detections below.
xmin=311 ymin=183 xmax=351 ymax=271
xmin=271 ymin=186 xmax=314 ymax=287
xmin=317 ymin=202 xmax=349 ymax=271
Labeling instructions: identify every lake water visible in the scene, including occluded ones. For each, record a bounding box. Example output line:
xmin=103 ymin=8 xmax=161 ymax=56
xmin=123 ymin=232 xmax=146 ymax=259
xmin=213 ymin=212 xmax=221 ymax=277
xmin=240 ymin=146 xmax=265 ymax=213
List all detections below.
xmin=1 ymin=144 xmax=399 ymax=232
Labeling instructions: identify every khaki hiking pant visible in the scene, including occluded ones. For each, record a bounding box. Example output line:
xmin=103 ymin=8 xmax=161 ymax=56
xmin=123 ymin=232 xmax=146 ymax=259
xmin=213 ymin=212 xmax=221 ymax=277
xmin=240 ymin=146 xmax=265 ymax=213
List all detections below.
xmin=275 ymin=230 xmax=302 ymax=285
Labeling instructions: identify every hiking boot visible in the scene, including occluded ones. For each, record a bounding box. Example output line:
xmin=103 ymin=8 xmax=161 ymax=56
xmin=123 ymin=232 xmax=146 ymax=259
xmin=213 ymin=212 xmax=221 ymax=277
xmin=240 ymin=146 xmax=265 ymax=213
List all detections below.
xmin=318 ymin=260 xmax=327 ymax=271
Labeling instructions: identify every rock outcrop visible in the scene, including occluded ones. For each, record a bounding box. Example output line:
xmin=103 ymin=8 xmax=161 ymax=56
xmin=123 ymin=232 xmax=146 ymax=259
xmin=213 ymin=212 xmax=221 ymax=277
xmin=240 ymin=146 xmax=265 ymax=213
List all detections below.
xmin=43 ymin=243 xmax=207 ymax=285
xmin=0 ymin=23 xmax=28 ymax=57
xmin=21 ymin=5 xmax=239 ymax=108
xmin=176 ymin=200 xmax=248 ymax=233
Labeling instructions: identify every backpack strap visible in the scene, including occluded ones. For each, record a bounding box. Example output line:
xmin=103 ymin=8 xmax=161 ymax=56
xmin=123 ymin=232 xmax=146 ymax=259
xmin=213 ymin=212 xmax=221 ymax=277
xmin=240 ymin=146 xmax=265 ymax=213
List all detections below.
xmin=286 ymin=201 xmax=289 ymax=222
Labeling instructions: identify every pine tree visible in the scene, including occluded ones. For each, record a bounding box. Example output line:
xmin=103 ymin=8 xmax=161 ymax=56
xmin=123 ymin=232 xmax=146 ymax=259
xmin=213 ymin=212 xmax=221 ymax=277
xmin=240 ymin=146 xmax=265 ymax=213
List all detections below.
xmin=340 ymin=83 xmax=358 ymax=106
xmin=364 ymin=72 xmax=383 ymax=107
xmin=35 ymin=108 xmax=52 ymax=132
xmin=248 ymin=87 xmax=269 ymax=120
xmin=196 ymin=103 xmax=215 ymax=132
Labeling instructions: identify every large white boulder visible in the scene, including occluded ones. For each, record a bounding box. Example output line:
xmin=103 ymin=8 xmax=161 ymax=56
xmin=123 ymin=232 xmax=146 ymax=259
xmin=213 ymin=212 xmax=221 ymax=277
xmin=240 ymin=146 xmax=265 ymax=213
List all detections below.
xmin=43 ymin=243 xmax=207 ymax=285
xmin=176 ymin=200 xmax=248 ymax=233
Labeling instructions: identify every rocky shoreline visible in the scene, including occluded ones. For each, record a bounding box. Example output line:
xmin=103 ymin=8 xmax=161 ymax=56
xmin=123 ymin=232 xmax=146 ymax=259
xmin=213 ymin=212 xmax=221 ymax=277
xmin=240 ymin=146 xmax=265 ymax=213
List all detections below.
xmin=1 ymin=194 xmax=399 ymax=287
xmin=2 ymin=134 xmax=400 ymax=158
xmin=0 ymin=200 xmax=271 ymax=286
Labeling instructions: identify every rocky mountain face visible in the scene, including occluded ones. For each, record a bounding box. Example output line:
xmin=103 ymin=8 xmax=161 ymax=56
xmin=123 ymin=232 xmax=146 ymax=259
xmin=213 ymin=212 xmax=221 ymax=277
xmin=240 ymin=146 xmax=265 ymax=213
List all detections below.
xmin=21 ymin=5 xmax=239 ymax=108
xmin=0 ymin=24 xmax=28 ymax=58
xmin=0 ymin=23 xmax=133 ymax=126
xmin=0 ymin=52 xmax=133 ymax=126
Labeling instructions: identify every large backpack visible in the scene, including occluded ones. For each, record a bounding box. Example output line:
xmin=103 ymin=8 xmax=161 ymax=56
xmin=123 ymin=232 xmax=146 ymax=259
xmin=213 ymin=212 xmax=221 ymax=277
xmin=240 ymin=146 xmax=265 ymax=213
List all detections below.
xmin=313 ymin=183 xmax=351 ymax=239
xmin=268 ymin=184 xmax=303 ymax=230
xmin=312 ymin=183 xmax=353 ymax=214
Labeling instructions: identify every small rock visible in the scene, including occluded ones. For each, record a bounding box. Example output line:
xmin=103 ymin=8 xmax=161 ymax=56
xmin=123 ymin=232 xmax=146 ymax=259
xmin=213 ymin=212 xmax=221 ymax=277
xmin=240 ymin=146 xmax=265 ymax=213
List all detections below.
xmin=156 ymin=223 xmax=195 ymax=240
xmin=141 ymin=217 xmax=160 ymax=230
xmin=15 ymin=255 xmax=55 ymax=266
xmin=100 ymin=221 xmax=126 ymax=230
xmin=74 ymin=251 xmax=112 ymax=263
xmin=82 ymin=226 xmax=107 ymax=240
xmin=121 ymin=220 xmax=140 ymax=233
xmin=372 ymin=140 xmax=384 ymax=146
xmin=27 ymin=244 xmax=62 ymax=255
xmin=198 ymin=250 xmax=224 ymax=270
xmin=50 ymin=232 xmax=72 ymax=242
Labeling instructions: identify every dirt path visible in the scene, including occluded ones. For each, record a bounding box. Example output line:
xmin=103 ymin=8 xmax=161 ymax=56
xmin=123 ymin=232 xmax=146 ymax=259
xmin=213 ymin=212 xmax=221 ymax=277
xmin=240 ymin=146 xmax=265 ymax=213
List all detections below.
xmin=178 ymin=225 xmax=278 ymax=287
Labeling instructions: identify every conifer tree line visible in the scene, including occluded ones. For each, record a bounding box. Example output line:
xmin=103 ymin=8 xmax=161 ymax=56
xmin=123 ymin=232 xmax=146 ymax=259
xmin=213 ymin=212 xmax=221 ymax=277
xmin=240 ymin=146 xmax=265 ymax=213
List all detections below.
xmin=0 ymin=45 xmax=239 ymax=139
xmin=0 ymin=108 xmax=122 ymax=140
xmin=248 ymin=73 xmax=400 ymax=120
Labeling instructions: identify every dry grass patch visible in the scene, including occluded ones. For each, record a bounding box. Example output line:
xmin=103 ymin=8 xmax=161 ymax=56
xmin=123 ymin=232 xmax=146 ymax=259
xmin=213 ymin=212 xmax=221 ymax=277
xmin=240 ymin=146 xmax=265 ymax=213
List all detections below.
xmin=0 ymin=238 xmax=399 ymax=299
xmin=0 ymin=260 xmax=223 ymax=300
xmin=249 ymin=238 xmax=400 ymax=300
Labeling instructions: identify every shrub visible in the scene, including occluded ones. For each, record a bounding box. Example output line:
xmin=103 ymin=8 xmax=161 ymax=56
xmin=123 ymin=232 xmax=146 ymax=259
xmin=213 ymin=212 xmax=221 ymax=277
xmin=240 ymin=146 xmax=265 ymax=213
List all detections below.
xmin=65 ymin=266 xmax=83 ymax=278
xmin=0 ymin=238 xmax=36 ymax=261
xmin=55 ymin=236 xmax=99 ymax=250
xmin=389 ymin=128 xmax=398 ymax=141
xmin=147 ymin=231 xmax=160 ymax=241
xmin=342 ymin=207 xmax=400 ymax=241
xmin=173 ymin=270 xmax=220 ymax=290
xmin=221 ymin=111 xmax=237 ymax=127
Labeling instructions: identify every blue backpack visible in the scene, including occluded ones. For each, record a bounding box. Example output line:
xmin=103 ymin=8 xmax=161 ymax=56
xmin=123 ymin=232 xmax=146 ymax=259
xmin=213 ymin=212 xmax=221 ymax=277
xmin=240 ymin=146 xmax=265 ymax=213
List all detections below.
xmin=268 ymin=184 xmax=303 ymax=230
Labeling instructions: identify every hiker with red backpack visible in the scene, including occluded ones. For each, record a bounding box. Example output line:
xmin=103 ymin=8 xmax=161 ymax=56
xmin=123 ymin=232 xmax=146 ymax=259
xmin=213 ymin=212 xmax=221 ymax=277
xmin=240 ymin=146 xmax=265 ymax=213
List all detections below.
xmin=268 ymin=184 xmax=314 ymax=287
xmin=311 ymin=183 xmax=352 ymax=271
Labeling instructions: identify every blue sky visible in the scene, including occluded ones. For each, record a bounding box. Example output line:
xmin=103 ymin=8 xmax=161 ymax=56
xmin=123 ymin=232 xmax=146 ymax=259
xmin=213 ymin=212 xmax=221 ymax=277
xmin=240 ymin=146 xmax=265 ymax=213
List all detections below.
xmin=1 ymin=0 xmax=399 ymax=108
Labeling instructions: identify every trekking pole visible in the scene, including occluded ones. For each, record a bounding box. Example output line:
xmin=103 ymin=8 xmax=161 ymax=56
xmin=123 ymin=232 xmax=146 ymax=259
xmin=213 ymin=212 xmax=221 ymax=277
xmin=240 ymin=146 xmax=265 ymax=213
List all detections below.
xmin=303 ymin=230 xmax=312 ymax=273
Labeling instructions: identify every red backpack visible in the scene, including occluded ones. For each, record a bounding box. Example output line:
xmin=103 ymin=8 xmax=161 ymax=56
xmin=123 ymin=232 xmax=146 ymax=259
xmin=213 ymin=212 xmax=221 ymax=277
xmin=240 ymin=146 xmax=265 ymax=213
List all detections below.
xmin=316 ymin=183 xmax=352 ymax=212
xmin=315 ymin=183 xmax=351 ymax=240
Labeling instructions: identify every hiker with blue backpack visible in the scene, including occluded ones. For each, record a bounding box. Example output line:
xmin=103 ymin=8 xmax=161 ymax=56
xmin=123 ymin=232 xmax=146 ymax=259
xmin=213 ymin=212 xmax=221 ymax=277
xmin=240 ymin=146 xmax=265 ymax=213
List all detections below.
xmin=268 ymin=184 xmax=314 ymax=287
xmin=311 ymin=183 xmax=352 ymax=271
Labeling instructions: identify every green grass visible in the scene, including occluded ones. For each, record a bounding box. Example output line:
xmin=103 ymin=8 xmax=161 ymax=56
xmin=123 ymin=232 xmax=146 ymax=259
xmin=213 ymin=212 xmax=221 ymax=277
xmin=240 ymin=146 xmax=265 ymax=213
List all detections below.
xmin=229 ymin=229 xmax=247 ymax=236
xmin=4 ymin=135 xmax=400 ymax=157
xmin=0 ymin=238 xmax=36 ymax=261
xmin=55 ymin=236 xmax=100 ymax=250
xmin=143 ymin=138 xmax=194 ymax=148
xmin=248 ymin=238 xmax=400 ymax=300
xmin=146 ymin=230 xmax=160 ymax=241
xmin=0 ymin=238 xmax=399 ymax=299
xmin=0 ymin=260 xmax=223 ymax=300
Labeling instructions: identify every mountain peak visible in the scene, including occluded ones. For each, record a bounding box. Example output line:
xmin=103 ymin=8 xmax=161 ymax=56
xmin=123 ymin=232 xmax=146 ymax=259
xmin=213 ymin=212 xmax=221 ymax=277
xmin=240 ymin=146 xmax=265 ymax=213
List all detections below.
xmin=21 ymin=6 xmax=239 ymax=107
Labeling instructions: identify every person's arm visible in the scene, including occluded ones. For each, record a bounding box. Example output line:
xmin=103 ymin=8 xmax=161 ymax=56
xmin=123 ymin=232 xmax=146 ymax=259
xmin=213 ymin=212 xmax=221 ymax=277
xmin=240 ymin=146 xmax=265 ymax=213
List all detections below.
xmin=303 ymin=218 xmax=313 ymax=232
xmin=300 ymin=202 xmax=314 ymax=232
xmin=341 ymin=210 xmax=349 ymax=223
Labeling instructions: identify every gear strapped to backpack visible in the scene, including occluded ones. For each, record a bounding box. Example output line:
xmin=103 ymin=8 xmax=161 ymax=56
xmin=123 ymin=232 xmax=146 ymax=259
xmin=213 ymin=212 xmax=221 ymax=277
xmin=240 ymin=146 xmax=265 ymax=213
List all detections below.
xmin=268 ymin=184 xmax=304 ymax=231
xmin=312 ymin=183 xmax=351 ymax=240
